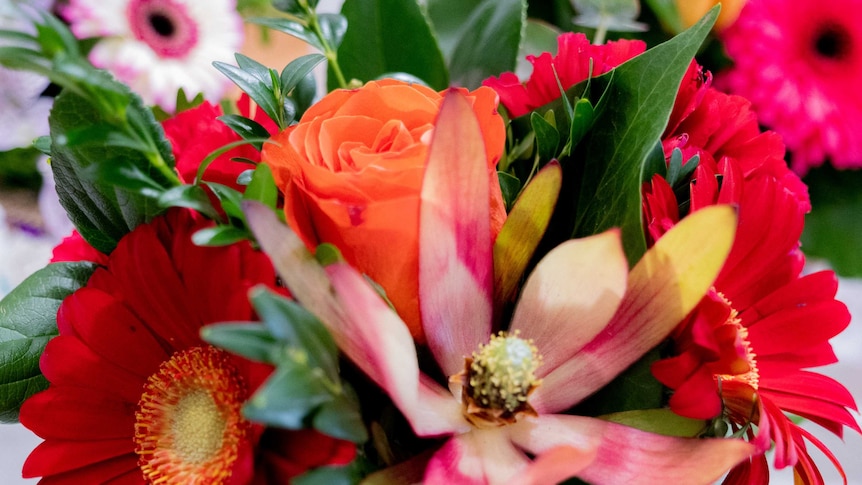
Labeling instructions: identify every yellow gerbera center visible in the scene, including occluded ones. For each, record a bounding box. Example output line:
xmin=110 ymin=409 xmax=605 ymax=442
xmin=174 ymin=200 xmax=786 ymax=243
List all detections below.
xmin=714 ymin=297 xmax=760 ymax=391
xmin=454 ymin=331 xmax=543 ymax=428
xmin=135 ymin=346 xmax=249 ymax=484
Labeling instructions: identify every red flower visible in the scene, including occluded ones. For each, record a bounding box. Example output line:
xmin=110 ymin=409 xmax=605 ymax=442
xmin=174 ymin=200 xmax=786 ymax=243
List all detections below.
xmin=162 ymin=94 xmax=277 ymax=190
xmin=645 ymin=63 xmax=859 ymax=484
xmin=482 ymin=32 xmax=645 ymax=117
xmin=20 ymin=209 xmax=354 ymax=484
xmin=50 ymin=230 xmax=109 ymax=266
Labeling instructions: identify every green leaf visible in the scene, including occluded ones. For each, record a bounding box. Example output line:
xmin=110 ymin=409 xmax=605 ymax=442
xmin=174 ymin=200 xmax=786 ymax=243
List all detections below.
xmin=531 ymin=111 xmax=560 ymax=162
xmin=248 ymin=287 xmax=339 ymax=382
xmin=205 ymin=182 xmax=246 ymax=221
xmin=332 ymin=0 xmax=448 ymax=91
xmin=218 ymin=115 xmax=270 ymax=151
xmin=250 ymin=17 xmax=323 ymax=51
xmin=313 ymin=395 xmax=368 ymax=443
xmin=292 ymin=463 xmax=363 ymax=485
xmin=801 ymin=164 xmax=862 ymax=277
xmin=280 ymin=53 xmax=326 ymax=98
xmin=314 ymin=243 xmax=345 ymax=266
xmin=429 ymin=0 xmax=526 ymax=89
xmin=49 ymin=88 xmax=175 ymax=254
xmin=200 ymin=323 xmax=276 ymax=363
xmin=191 ymin=225 xmax=250 ymax=247
xmin=81 ymin=158 xmax=166 ymax=198
xmin=243 ymin=362 xmax=332 ymax=429
xmin=0 ymin=262 xmax=97 ymax=422
xmin=317 ymin=13 xmax=348 ymax=50
xmin=157 ymin=184 xmax=220 ymax=220
xmin=498 ymin=171 xmax=522 ymax=210
xmin=214 ymin=57 xmax=282 ymax=128
xmin=572 ymin=6 xmax=718 ymax=266
xmin=516 ymin=19 xmax=561 ymax=79
xmin=600 ymin=408 xmax=706 ymax=438
xmin=243 ymin=163 xmax=279 ymax=210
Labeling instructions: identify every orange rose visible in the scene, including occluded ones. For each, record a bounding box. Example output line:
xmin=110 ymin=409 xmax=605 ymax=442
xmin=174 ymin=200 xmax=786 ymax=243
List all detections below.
xmin=263 ymin=80 xmax=506 ymax=342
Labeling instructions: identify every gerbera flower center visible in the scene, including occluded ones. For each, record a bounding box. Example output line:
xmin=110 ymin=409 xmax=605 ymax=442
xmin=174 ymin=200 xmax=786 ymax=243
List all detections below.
xmin=813 ymin=22 xmax=852 ymax=60
xmin=713 ymin=300 xmax=760 ymax=391
xmin=127 ymin=0 xmax=199 ymax=58
xmin=135 ymin=346 xmax=249 ymax=484
xmin=454 ymin=331 xmax=542 ymax=428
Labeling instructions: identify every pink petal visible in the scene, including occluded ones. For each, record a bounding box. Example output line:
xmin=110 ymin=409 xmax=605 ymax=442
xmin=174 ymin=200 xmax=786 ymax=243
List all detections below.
xmin=510 ymin=445 xmax=598 ymax=485
xmin=326 ymin=263 xmax=469 ymax=437
xmin=532 ymin=205 xmax=737 ymax=413
xmin=424 ymin=429 xmax=530 ymax=485
xmin=508 ymin=414 xmax=754 ymax=485
xmin=242 ymin=202 xmax=467 ymax=437
xmin=420 ymin=90 xmax=494 ymax=378
xmin=510 ymin=229 xmax=627 ymax=374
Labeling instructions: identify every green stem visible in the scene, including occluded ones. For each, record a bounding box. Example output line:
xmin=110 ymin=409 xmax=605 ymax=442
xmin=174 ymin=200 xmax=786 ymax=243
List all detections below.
xmin=592 ymin=16 xmax=608 ymax=45
xmin=304 ymin=5 xmax=348 ymax=89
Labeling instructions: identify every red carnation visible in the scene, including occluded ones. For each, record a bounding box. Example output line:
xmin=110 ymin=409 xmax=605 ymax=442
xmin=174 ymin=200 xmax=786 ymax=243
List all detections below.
xmin=483 ymin=32 xmax=645 ymax=117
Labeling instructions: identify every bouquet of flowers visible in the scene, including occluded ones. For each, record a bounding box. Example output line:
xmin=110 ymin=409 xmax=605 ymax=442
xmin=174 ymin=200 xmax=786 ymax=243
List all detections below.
xmin=0 ymin=0 xmax=858 ymax=484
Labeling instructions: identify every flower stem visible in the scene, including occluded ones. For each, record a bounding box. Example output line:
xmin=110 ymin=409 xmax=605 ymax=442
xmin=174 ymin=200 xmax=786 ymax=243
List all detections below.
xmin=303 ymin=4 xmax=348 ymax=89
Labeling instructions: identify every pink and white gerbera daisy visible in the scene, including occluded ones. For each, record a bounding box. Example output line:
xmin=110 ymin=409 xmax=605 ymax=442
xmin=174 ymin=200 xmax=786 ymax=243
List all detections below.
xmin=63 ymin=0 xmax=243 ymax=112
xmin=718 ymin=0 xmax=862 ymax=173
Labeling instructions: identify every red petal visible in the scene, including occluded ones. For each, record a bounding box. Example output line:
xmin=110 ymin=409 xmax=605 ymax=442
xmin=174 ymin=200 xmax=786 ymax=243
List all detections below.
xmin=37 ymin=454 xmax=141 ymax=485
xmin=22 ymin=438 xmax=134 ymax=477
xmin=20 ymin=387 xmax=135 ymax=440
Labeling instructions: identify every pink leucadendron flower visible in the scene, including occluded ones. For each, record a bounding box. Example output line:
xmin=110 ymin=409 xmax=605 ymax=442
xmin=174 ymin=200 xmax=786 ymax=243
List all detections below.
xmin=245 ymin=90 xmax=754 ymax=484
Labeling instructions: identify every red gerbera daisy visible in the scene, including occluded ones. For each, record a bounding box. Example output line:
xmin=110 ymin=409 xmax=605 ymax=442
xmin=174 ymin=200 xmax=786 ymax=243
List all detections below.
xmin=482 ymin=32 xmax=645 ymax=118
xmin=718 ymin=0 xmax=862 ymax=173
xmin=644 ymin=63 xmax=860 ymax=485
xmin=20 ymin=209 xmax=354 ymax=484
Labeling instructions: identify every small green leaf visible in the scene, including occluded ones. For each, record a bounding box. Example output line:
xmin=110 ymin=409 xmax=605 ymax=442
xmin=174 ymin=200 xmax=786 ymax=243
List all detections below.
xmin=243 ymin=163 xmax=278 ymax=209
xmin=498 ymin=171 xmax=522 ymax=210
xmin=600 ymin=409 xmax=707 ymax=438
xmin=313 ymin=396 xmax=368 ymax=443
xmin=248 ymin=287 xmax=339 ymax=382
xmin=291 ymin=464 xmax=362 ymax=485
xmin=317 ymin=13 xmax=348 ymax=50
xmin=200 ymin=323 xmax=276 ymax=363
xmin=32 ymin=136 xmax=51 ymax=156
xmin=218 ymin=114 xmax=271 ymax=151
xmin=213 ymin=57 xmax=282 ymax=128
xmin=81 ymin=158 xmax=166 ymax=198
xmin=332 ymin=0 xmax=448 ymax=90
xmin=280 ymin=53 xmax=326 ymax=98
xmin=531 ymin=111 xmax=560 ymax=162
xmin=314 ymin=243 xmax=344 ymax=266
xmin=205 ymin=182 xmax=246 ymax=221
xmin=243 ymin=362 xmax=332 ymax=429
xmin=250 ymin=17 xmax=323 ymax=51
xmin=191 ymin=225 xmax=250 ymax=246
xmin=157 ymin=184 xmax=220 ymax=220
xmin=0 ymin=262 xmax=97 ymax=422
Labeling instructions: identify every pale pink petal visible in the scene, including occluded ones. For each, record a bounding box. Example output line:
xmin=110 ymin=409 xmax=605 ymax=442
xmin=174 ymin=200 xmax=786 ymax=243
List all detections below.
xmin=327 ymin=263 xmax=469 ymax=437
xmin=509 ymin=414 xmax=754 ymax=485
xmin=420 ymin=90 xmax=494 ymax=377
xmin=424 ymin=429 xmax=530 ymax=485
xmin=510 ymin=445 xmax=598 ymax=485
xmin=510 ymin=229 xmax=627 ymax=374
xmin=242 ymin=202 xmax=467 ymax=436
xmin=532 ymin=205 xmax=737 ymax=413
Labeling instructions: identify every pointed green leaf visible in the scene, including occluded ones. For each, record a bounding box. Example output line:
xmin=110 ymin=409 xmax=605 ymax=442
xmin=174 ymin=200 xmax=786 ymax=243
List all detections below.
xmin=191 ymin=225 xmax=250 ymax=247
xmin=600 ymin=408 xmax=707 ymax=438
xmin=157 ymin=184 xmax=219 ymax=220
xmin=0 ymin=262 xmax=97 ymax=422
xmin=242 ymin=163 xmax=279 ymax=210
xmin=242 ymin=362 xmax=332 ymax=429
xmin=313 ymin=394 xmax=368 ymax=443
xmin=217 ymin=114 xmax=271 ymax=151
xmin=573 ymin=6 xmax=718 ymax=266
xmin=280 ymin=53 xmax=326 ymax=97
xmin=531 ymin=111 xmax=560 ymax=162
xmin=200 ymin=323 xmax=277 ymax=363
xmin=250 ymin=17 xmax=323 ymax=51
xmin=332 ymin=0 xmax=448 ymax=90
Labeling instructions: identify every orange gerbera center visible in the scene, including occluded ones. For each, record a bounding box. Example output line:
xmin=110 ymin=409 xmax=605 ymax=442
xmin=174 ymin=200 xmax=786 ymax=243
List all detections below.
xmin=135 ymin=346 xmax=250 ymax=484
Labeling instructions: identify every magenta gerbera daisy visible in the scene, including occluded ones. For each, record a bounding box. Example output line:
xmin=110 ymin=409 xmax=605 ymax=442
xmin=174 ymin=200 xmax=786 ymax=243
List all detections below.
xmin=718 ymin=0 xmax=862 ymax=173
xmin=63 ymin=0 xmax=244 ymax=112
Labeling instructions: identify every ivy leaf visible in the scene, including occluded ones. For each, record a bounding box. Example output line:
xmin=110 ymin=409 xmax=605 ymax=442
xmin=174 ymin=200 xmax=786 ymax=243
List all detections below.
xmin=0 ymin=262 xmax=97 ymax=422
xmin=332 ymin=0 xmax=448 ymax=90
xmin=572 ymin=6 xmax=718 ymax=266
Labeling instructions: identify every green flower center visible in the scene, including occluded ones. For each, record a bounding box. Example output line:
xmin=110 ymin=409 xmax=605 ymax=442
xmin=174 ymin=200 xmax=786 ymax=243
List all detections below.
xmin=466 ymin=331 xmax=542 ymax=414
